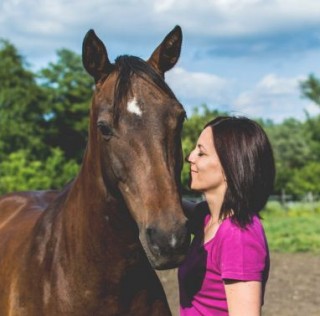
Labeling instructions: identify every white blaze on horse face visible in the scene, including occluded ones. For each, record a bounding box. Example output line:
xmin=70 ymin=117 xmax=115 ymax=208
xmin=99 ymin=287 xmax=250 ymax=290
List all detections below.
xmin=127 ymin=97 xmax=142 ymax=116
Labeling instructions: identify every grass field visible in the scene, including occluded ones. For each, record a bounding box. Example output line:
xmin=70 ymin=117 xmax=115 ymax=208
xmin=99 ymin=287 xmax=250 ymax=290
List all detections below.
xmin=262 ymin=201 xmax=320 ymax=253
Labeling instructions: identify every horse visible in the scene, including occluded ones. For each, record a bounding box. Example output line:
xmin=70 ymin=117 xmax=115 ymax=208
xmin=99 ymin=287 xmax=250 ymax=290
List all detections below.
xmin=0 ymin=25 xmax=190 ymax=315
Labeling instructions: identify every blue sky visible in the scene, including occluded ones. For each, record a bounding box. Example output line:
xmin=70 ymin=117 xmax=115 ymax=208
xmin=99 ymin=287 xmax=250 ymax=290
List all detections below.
xmin=2 ymin=0 xmax=320 ymax=122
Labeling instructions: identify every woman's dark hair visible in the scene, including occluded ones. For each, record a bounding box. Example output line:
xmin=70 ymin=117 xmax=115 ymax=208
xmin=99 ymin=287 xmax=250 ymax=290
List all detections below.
xmin=204 ymin=116 xmax=275 ymax=228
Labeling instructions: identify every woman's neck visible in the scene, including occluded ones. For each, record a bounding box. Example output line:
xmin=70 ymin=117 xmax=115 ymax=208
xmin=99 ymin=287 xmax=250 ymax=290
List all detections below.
xmin=204 ymin=185 xmax=226 ymax=221
xmin=202 ymin=193 xmax=223 ymax=243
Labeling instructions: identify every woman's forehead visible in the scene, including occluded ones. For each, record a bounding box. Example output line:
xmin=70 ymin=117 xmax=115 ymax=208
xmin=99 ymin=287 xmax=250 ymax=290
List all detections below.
xmin=200 ymin=126 xmax=213 ymax=139
xmin=197 ymin=127 xmax=214 ymax=147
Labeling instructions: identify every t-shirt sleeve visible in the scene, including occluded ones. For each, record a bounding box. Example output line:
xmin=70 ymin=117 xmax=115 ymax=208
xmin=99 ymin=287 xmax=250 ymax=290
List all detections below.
xmin=218 ymin=220 xmax=269 ymax=282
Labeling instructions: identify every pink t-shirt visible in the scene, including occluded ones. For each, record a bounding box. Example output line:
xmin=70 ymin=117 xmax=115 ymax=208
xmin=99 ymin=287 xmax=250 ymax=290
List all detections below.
xmin=178 ymin=214 xmax=269 ymax=316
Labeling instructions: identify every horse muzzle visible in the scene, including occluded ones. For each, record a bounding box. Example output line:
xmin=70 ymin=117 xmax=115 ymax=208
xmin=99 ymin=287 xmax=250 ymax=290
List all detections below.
xmin=140 ymin=220 xmax=190 ymax=270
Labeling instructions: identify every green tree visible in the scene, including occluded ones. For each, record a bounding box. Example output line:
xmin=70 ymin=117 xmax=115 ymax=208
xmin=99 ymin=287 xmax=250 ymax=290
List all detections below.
xmin=39 ymin=49 xmax=93 ymax=162
xmin=300 ymin=74 xmax=320 ymax=106
xmin=263 ymin=118 xmax=312 ymax=194
xmin=0 ymin=43 xmax=85 ymax=194
xmin=300 ymin=74 xmax=320 ymax=160
xmin=0 ymin=148 xmax=78 ymax=195
xmin=302 ymin=115 xmax=320 ymax=161
xmin=287 ymin=162 xmax=320 ymax=196
xmin=0 ymin=40 xmax=48 ymax=160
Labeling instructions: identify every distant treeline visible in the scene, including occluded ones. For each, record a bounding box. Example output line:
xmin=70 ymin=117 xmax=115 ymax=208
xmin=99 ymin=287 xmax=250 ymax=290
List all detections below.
xmin=1 ymin=39 xmax=320 ymax=198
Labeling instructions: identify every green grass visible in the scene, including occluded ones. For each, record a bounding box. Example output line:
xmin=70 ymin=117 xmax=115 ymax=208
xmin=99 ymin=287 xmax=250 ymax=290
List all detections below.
xmin=262 ymin=201 xmax=320 ymax=253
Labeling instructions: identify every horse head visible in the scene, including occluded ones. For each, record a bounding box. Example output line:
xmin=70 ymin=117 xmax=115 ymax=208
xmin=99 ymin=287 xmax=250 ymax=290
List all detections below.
xmin=82 ymin=26 xmax=190 ymax=269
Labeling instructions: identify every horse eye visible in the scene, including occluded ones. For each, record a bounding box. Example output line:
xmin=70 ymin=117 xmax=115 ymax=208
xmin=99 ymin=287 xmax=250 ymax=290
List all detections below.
xmin=97 ymin=121 xmax=113 ymax=139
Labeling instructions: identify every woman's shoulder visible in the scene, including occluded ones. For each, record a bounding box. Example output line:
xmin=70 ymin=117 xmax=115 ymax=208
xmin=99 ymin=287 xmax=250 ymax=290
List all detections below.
xmin=221 ymin=214 xmax=264 ymax=230
xmin=210 ymin=216 xmax=269 ymax=278
xmin=217 ymin=215 xmax=267 ymax=246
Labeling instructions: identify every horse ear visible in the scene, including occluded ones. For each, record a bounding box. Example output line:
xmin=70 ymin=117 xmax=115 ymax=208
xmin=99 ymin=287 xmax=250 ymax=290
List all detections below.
xmin=148 ymin=25 xmax=182 ymax=77
xmin=82 ymin=30 xmax=113 ymax=83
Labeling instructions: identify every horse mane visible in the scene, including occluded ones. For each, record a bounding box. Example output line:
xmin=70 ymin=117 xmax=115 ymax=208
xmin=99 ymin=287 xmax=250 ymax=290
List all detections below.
xmin=113 ymin=55 xmax=176 ymax=121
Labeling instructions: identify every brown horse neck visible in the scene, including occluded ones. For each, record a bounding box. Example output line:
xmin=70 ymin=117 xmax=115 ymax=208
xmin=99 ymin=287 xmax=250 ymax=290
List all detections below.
xmin=25 ymin=171 xmax=142 ymax=305
xmin=30 ymin=151 xmax=138 ymax=263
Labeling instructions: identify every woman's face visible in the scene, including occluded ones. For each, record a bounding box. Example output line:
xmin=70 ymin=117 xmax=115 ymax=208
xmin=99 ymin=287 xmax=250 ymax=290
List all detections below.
xmin=187 ymin=127 xmax=226 ymax=195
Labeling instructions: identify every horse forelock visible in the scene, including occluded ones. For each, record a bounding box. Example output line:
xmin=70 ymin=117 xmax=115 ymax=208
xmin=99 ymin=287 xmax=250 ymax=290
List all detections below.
xmin=112 ymin=55 xmax=176 ymax=122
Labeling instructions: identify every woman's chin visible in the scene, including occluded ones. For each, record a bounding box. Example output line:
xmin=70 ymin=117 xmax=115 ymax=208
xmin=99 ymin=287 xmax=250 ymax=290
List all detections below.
xmin=189 ymin=184 xmax=200 ymax=192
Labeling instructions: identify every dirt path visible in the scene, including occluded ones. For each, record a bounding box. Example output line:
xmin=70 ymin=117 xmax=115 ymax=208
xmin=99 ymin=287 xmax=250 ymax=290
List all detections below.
xmin=157 ymin=252 xmax=320 ymax=316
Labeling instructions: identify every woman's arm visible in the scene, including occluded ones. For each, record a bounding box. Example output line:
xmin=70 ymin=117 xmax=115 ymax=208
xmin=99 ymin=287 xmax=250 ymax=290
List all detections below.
xmin=224 ymin=280 xmax=262 ymax=316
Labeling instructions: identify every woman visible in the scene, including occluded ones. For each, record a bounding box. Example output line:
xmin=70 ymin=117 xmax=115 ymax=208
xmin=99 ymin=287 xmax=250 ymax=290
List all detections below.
xmin=179 ymin=116 xmax=275 ymax=316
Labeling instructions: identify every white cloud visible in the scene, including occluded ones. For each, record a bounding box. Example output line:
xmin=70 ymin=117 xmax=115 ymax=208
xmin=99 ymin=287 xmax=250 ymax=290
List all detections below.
xmin=3 ymin=0 xmax=320 ymax=42
xmin=154 ymin=0 xmax=175 ymax=12
xmin=166 ymin=67 xmax=230 ymax=111
xmin=2 ymin=0 xmax=320 ymax=122
xmin=2 ymin=0 xmax=320 ymax=63
xmin=256 ymin=74 xmax=302 ymax=95
xmin=168 ymin=70 xmax=320 ymax=122
xmin=149 ymin=0 xmax=320 ymax=39
xmin=233 ymin=74 xmax=309 ymax=121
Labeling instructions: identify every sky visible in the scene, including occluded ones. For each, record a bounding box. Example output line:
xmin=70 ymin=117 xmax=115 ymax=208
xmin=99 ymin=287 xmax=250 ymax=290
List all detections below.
xmin=2 ymin=0 xmax=320 ymax=123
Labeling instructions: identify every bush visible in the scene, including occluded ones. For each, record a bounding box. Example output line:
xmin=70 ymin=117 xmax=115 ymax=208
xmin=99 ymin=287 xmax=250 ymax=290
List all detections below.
xmin=262 ymin=201 xmax=320 ymax=253
xmin=0 ymin=149 xmax=79 ymax=195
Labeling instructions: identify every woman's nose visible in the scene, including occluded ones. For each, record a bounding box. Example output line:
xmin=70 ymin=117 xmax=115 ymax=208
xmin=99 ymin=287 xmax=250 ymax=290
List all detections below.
xmin=186 ymin=150 xmax=195 ymax=163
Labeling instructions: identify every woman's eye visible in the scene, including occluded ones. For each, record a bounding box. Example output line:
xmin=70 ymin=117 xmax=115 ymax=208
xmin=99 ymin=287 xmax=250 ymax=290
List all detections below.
xmin=198 ymin=152 xmax=204 ymax=157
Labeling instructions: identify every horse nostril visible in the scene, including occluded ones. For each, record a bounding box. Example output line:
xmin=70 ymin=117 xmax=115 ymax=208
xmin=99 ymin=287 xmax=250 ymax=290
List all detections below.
xmin=146 ymin=223 xmax=190 ymax=255
xmin=146 ymin=227 xmax=160 ymax=245
xmin=146 ymin=227 xmax=161 ymax=254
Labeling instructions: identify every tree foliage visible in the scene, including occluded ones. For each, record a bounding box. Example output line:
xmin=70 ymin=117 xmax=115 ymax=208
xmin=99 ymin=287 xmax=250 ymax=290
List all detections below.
xmin=287 ymin=162 xmax=320 ymax=196
xmin=0 ymin=41 xmax=320 ymax=200
xmin=0 ymin=148 xmax=78 ymax=194
xmin=300 ymin=74 xmax=320 ymax=107
xmin=39 ymin=49 xmax=93 ymax=162
xmin=300 ymin=74 xmax=320 ymax=160
xmin=262 ymin=118 xmax=313 ymax=193
xmin=0 ymin=40 xmax=48 ymax=160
